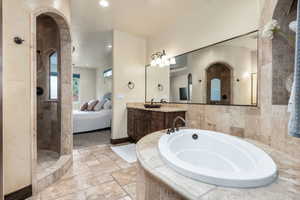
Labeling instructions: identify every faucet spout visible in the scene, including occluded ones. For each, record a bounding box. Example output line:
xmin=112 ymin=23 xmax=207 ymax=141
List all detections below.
xmin=170 ymin=116 xmax=186 ymax=133
xmin=151 ymin=98 xmax=155 ymax=105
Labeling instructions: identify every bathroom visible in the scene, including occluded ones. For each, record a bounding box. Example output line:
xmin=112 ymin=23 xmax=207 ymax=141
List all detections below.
xmin=0 ymin=0 xmax=300 ymax=200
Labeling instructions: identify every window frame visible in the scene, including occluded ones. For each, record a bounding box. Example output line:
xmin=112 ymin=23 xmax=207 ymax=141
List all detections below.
xmin=49 ymin=51 xmax=58 ymax=100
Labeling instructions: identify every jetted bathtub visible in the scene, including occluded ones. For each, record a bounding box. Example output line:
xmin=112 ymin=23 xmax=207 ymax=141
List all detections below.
xmin=158 ymin=129 xmax=278 ymax=188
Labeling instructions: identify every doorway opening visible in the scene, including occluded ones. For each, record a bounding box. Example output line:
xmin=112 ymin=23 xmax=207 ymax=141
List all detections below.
xmin=32 ymin=11 xmax=72 ymax=193
xmin=206 ymin=62 xmax=232 ymax=105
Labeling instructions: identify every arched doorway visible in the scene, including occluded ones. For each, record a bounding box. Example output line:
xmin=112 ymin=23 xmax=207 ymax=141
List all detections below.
xmin=31 ymin=10 xmax=72 ymax=193
xmin=206 ymin=63 xmax=232 ymax=105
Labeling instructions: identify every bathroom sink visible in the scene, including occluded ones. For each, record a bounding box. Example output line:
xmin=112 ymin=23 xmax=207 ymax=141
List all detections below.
xmin=144 ymin=104 xmax=161 ymax=109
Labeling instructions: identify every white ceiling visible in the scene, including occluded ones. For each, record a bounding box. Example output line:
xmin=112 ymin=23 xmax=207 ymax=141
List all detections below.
xmin=71 ymin=0 xmax=260 ymax=68
xmin=71 ymin=0 xmax=208 ymax=68
xmin=71 ymin=0 xmax=207 ymax=37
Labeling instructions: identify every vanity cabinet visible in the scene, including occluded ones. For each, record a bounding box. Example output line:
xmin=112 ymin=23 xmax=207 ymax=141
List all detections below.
xmin=127 ymin=108 xmax=186 ymax=142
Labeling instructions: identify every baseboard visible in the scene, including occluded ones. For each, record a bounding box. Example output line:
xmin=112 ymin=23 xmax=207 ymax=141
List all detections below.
xmin=4 ymin=185 xmax=32 ymax=200
xmin=110 ymin=137 xmax=133 ymax=145
xmin=73 ymin=127 xmax=111 ymax=135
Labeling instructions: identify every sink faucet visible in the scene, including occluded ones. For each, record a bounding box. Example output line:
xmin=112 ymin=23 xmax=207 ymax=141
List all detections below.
xmin=167 ymin=116 xmax=186 ymax=134
xmin=160 ymin=98 xmax=167 ymax=103
xmin=151 ymin=98 xmax=155 ymax=105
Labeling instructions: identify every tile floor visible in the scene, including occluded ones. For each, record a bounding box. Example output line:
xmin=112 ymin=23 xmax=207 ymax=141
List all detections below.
xmin=73 ymin=129 xmax=111 ymax=149
xmin=33 ymin=134 xmax=137 ymax=200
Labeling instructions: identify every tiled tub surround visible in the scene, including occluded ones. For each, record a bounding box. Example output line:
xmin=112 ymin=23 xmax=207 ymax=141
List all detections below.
xmin=128 ymin=100 xmax=300 ymax=159
xmin=137 ymin=131 xmax=300 ymax=200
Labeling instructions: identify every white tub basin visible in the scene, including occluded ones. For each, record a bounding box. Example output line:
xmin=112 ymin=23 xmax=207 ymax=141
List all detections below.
xmin=158 ymin=129 xmax=278 ymax=188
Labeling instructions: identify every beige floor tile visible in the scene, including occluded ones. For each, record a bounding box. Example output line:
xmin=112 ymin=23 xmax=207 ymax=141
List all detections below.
xmin=123 ymin=183 xmax=136 ymax=200
xmin=35 ymin=135 xmax=137 ymax=200
xmin=112 ymin=166 xmax=137 ymax=186
xmin=118 ymin=196 xmax=132 ymax=200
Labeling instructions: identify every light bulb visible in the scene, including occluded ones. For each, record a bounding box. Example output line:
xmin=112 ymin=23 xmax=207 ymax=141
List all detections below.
xmin=151 ymin=60 xmax=156 ymax=67
xmin=170 ymin=57 xmax=176 ymax=65
xmin=165 ymin=59 xmax=170 ymax=66
xmin=99 ymin=0 xmax=109 ymax=7
xmin=156 ymin=58 xmax=162 ymax=65
xmin=162 ymin=55 xmax=167 ymax=62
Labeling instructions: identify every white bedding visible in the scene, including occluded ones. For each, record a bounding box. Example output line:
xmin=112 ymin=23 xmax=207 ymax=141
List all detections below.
xmin=73 ymin=109 xmax=112 ymax=133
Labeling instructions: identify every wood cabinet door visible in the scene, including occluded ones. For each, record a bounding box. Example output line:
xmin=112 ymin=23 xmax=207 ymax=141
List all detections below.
xmin=150 ymin=112 xmax=165 ymax=133
xmin=134 ymin=110 xmax=150 ymax=141
xmin=127 ymin=109 xmax=135 ymax=140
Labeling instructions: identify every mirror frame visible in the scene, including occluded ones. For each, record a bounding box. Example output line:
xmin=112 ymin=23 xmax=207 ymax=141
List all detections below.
xmin=145 ymin=30 xmax=259 ymax=107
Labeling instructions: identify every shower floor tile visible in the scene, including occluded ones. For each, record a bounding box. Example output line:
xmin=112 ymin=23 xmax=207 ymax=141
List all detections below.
xmin=37 ymin=150 xmax=60 ymax=174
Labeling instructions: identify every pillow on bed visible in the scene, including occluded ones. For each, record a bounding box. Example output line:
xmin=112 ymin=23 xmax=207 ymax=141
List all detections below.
xmin=94 ymin=99 xmax=106 ymax=111
xmin=103 ymin=99 xmax=112 ymax=109
xmin=87 ymin=99 xmax=99 ymax=111
xmin=80 ymin=102 xmax=89 ymax=111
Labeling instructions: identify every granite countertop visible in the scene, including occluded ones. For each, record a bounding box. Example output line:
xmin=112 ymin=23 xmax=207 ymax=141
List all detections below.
xmin=136 ymin=130 xmax=300 ymax=200
xmin=127 ymin=104 xmax=187 ymax=113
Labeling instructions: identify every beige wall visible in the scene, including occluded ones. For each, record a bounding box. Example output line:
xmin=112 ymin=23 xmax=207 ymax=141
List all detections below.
xmin=3 ymin=0 xmax=71 ymax=195
xmin=112 ymin=30 xmax=146 ymax=139
xmin=73 ymin=67 xmax=97 ymax=110
xmin=147 ymin=0 xmax=260 ymax=61
xmin=146 ymin=66 xmax=170 ymax=102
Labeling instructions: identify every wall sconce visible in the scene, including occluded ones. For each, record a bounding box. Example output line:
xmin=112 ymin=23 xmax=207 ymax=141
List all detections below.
xmin=157 ymin=83 xmax=164 ymax=91
xmin=128 ymin=81 xmax=135 ymax=90
xmin=150 ymin=50 xmax=176 ymax=67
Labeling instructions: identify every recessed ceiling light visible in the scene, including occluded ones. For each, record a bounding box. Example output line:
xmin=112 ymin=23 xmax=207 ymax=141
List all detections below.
xmin=99 ymin=0 xmax=109 ymax=7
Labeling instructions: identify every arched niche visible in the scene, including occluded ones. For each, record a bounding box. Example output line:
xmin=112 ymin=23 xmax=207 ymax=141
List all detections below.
xmin=272 ymin=0 xmax=297 ymax=105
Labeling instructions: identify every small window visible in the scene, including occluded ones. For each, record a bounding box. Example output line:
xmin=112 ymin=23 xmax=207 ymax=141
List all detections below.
xmin=50 ymin=52 xmax=58 ymax=100
xmin=211 ymin=78 xmax=221 ymax=101
xmin=103 ymin=68 xmax=112 ymax=78
xmin=73 ymin=74 xmax=80 ymax=102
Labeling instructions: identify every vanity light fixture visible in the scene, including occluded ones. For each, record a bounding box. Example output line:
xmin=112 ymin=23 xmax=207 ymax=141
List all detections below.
xmin=150 ymin=50 xmax=176 ymax=67
xmin=99 ymin=0 xmax=109 ymax=7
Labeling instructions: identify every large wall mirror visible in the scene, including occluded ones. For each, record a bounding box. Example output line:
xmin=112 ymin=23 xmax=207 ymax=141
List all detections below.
xmin=146 ymin=31 xmax=258 ymax=106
